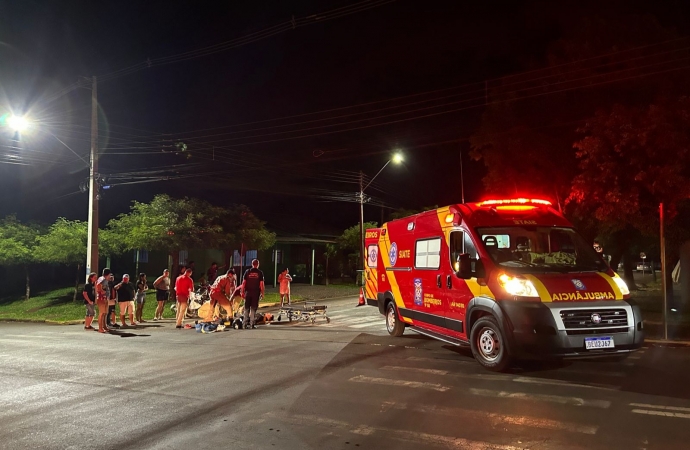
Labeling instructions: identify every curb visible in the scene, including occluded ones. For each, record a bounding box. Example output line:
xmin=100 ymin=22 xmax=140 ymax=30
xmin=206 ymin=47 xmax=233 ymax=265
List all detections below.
xmin=0 ymin=318 xmax=83 ymax=325
xmin=645 ymin=338 xmax=690 ymax=346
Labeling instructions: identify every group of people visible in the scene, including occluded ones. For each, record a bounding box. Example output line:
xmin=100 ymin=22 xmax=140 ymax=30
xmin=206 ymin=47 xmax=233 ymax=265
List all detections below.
xmin=82 ymin=259 xmax=282 ymax=333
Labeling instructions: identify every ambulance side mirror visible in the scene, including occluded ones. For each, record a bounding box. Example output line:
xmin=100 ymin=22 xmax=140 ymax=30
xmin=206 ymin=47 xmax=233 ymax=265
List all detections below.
xmin=457 ymin=254 xmax=486 ymax=279
xmin=457 ymin=254 xmax=473 ymax=279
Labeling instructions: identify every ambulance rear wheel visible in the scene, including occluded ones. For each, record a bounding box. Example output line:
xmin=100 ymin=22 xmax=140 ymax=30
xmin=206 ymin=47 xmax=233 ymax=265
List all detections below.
xmin=470 ymin=316 xmax=511 ymax=372
xmin=386 ymin=302 xmax=404 ymax=337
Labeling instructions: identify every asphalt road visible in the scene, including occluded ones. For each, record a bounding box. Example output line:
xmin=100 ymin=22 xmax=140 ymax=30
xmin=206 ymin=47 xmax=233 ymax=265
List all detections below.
xmin=2 ymin=297 xmax=690 ymax=450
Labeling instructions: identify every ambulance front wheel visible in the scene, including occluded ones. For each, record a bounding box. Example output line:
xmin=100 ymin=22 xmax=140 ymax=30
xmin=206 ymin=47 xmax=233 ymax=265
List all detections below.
xmin=470 ymin=316 xmax=511 ymax=372
xmin=386 ymin=303 xmax=404 ymax=337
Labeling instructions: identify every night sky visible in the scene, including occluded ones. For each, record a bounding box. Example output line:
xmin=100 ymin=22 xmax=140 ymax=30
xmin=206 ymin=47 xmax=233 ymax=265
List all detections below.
xmin=1 ymin=0 xmax=688 ymax=235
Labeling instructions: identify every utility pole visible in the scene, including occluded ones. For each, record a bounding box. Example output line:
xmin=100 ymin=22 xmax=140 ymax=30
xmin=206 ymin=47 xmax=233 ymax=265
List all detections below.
xmin=359 ymin=171 xmax=365 ymax=285
xmin=459 ymin=146 xmax=465 ymax=204
xmin=86 ymin=76 xmax=99 ymax=279
xmin=660 ymin=202 xmax=668 ymax=340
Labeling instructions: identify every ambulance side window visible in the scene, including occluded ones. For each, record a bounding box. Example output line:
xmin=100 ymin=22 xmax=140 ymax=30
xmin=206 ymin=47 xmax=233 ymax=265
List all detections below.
xmin=450 ymin=231 xmax=464 ymax=271
xmin=463 ymin=233 xmax=478 ymax=259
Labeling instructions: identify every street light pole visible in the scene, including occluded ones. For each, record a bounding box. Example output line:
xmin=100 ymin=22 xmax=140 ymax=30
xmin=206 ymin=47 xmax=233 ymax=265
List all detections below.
xmin=86 ymin=76 xmax=99 ymax=279
xmin=359 ymin=171 xmax=365 ymax=283
xmin=660 ymin=202 xmax=668 ymax=340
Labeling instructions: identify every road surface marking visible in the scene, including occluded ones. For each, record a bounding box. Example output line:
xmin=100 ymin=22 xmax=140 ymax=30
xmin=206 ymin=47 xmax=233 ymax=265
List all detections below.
xmin=630 ymin=403 xmax=690 ymax=413
xmin=470 ymin=388 xmax=611 ymax=408
xmin=349 ymin=320 xmax=386 ymax=329
xmin=381 ymin=365 xmax=449 ymax=375
xmin=283 ymin=413 xmax=523 ymax=449
xmin=380 ymin=402 xmax=597 ymax=435
xmin=349 ymin=375 xmax=449 ymax=392
xmin=632 ymin=409 xmax=690 ymax=419
xmin=512 ymin=376 xmax=620 ymax=391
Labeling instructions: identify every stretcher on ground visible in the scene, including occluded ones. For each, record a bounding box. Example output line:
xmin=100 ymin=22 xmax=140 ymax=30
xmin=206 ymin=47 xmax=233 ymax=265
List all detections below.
xmin=276 ymin=301 xmax=330 ymax=324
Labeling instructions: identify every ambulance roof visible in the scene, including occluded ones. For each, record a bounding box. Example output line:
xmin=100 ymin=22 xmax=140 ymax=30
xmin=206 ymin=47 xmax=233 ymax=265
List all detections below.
xmin=381 ymin=198 xmax=572 ymax=229
xmin=458 ymin=200 xmax=572 ymax=228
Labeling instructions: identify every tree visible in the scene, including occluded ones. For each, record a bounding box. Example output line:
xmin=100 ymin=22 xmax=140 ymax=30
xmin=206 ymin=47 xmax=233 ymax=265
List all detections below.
xmin=217 ymin=205 xmax=276 ymax=269
xmin=0 ymin=215 xmax=39 ymax=300
xmin=337 ymin=221 xmax=378 ymax=280
xmin=469 ymin=13 xmax=681 ymax=203
xmin=34 ymin=218 xmax=88 ymax=302
xmin=567 ymin=97 xmax=690 ymax=287
xmin=107 ymin=195 xmax=228 ymax=284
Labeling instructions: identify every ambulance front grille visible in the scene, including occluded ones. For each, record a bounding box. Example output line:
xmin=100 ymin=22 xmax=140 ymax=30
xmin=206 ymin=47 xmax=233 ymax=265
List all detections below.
xmin=559 ymin=308 xmax=628 ymax=333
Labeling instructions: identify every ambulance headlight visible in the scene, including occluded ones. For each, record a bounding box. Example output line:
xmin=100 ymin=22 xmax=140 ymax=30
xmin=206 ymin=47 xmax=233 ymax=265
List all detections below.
xmin=498 ymin=273 xmax=539 ymax=298
xmin=612 ymin=276 xmax=630 ymax=296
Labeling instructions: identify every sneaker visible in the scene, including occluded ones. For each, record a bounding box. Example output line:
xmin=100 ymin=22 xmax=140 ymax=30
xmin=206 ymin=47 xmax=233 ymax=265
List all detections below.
xmin=84 ymin=326 xmax=94 ymax=330
xmin=251 ymin=324 xmax=257 ymax=329
xmin=176 ymin=325 xmax=183 ymax=329
xmin=152 ymin=317 xmax=158 ymax=321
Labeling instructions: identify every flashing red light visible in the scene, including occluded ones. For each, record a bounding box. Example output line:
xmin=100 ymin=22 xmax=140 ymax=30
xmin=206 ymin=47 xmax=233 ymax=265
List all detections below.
xmin=477 ymin=198 xmax=552 ymax=207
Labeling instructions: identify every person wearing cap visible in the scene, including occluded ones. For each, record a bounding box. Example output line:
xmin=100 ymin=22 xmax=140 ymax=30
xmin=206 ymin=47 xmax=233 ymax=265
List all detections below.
xmin=135 ymin=273 xmax=148 ymax=323
xmin=209 ymin=268 xmax=237 ymax=321
xmin=115 ymin=274 xmax=136 ymax=326
xmin=278 ymin=268 xmax=292 ymax=307
xmin=241 ymin=259 xmax=265 ymax=329
xmin=175 ymin=268 xmax=194 ymax=328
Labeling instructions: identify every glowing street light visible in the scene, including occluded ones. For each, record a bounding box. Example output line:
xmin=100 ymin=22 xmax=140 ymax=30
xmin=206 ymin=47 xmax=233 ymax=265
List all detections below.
xmin=359 ymin=151 xmax=405 ymax=279
xmin=6 ymin=115 xmax=30 ymax=132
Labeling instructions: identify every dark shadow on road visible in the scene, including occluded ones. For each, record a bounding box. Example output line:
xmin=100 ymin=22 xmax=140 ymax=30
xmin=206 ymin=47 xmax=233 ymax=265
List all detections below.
xmin=108 ymin=331 xmax=151 ymax=338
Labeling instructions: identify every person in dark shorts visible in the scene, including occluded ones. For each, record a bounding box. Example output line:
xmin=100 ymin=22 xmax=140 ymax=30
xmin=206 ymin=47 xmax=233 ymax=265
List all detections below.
xmin=82 ymin=272 xmax=97 ymax=330
xmin=152 ymin=269 xmax=170 ymax=321
xmin=115 ymin=274 xmax=136 ymax=326
xmin=96 ymin=269 xmax=112 ymax=333
xmin=241 ymin=259 xmax=265 ymax=329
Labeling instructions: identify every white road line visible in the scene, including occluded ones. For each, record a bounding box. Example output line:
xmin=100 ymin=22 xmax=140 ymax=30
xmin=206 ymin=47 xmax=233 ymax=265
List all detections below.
xmin=280 ymin=413 xmax=524 ymax=450
xmin=630 ymin=403 xmax=690 ymax=413
xmin=381 ymin=365 xmax=449 ymax=376
xmin=470 ymin=388 xmax=611 ymax=408
xmin=349 ymin=320 xmax=385 ymax=329
xmin=381 ymin=402 xmax=598 ymax=435
xmin=349 ymin=375 xmax=450 ymax=392
xmin=512 ymin=376 xmax=620 ymax=391
xmin=632 ymin=409 xmax=690 ymax=419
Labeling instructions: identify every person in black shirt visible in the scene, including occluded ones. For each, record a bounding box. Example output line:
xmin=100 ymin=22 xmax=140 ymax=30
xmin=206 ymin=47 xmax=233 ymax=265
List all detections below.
xmin=107 ymin=274 xmax=119 ymax=329
xmin=115 ymin=274 xmax=136 ymax=326
xmin=240 ymin=259 xmax=265 ymax=329
xmin=82 ymin=272 xmax=97 ymax=330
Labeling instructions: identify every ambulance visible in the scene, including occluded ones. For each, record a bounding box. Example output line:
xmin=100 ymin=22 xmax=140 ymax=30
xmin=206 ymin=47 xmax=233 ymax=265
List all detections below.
xmin=364 ymin=198 xmax=644 ymax=371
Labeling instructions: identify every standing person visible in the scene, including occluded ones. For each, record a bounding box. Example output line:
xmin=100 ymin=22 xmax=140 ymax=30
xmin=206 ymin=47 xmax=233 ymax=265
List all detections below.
xmin=95 ymin=269 xmax=111 ymax=333
xmin=135 ymin=273 xmax=148 ymax=323
xmin=175 ymin=268 xmax=194 ymax=329
xmin=240 ymin=259 xmax=265 ymax=329
xmin=152 ymin=269 xmax=170 ymax=321
xmin=278 ymin=268 xmax=292 ymax=307
xmin=82 ymin=273 xmax=97 ymax=330
xmin=593 ymin=240 xmax=610 ymax=267
xmin=207 ymin=262 xmax=220 ymax=285
xmin=107 ymin=274 xmax=120 ymax=329
xmin=115 ymin=274 xmax=136 ymax=326
xmin=209 ymin=268 xmax=237 ymax=320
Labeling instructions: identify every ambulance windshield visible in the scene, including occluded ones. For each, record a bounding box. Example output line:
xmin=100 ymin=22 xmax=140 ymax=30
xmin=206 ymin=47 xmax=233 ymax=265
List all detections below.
xmin=476 ymin=226 xmax=607 ymax=273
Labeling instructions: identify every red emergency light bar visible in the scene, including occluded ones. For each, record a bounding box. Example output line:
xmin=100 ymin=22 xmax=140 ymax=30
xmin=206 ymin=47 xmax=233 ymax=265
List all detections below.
xmin=477 ymin=198 xmax=552 ymax=207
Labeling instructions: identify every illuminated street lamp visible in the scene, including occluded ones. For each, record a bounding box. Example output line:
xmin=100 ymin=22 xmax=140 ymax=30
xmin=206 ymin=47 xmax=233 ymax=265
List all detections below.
xmin=359 ymin=151 xmax=404 ymax=280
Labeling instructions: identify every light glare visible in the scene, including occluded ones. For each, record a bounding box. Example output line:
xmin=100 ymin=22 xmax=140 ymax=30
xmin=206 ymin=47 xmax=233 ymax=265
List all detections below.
xmin=7 ymin=116 xmax=29 ymax=132
xmin=392 ymin=152 xmax=404 ymax=164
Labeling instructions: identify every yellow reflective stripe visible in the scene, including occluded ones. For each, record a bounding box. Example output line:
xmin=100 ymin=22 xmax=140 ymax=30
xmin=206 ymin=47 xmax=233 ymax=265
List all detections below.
xmin=597 ymin=272 xmax=624 ymax=300
xmin=379 ymin=225 xmax=411 ymax=322
xmin=435 ymin=206 xmax=452 ymax=247
xmin=524 ymin=274 xmax=552 ymax=302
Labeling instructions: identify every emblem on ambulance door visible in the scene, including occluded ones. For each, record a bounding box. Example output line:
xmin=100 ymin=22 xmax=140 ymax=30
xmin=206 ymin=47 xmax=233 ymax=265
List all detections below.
xmin=368 ymin=247 xmax=378 ymax=266
xmin=414 ymin=278 xmax=423 ymax=306
xmin=571 ymin=279 xmax=586 ymax=291
xmin=389 ymin=242 xmax=398 ymax=267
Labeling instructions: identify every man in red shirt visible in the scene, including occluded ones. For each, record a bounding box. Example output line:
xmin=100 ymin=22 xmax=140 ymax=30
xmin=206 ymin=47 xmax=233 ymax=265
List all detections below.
xmin=175 ymin=268 xmax=194 ymax=328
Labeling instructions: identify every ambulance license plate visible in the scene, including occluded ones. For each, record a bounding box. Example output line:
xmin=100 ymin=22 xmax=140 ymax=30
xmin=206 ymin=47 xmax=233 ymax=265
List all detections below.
xmin=585 ymin=336 xmax=614 ymax=350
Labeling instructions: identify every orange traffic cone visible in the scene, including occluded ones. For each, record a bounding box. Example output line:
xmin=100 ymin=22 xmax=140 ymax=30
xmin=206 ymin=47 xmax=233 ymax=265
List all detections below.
xmin=356 ymin=288 xmax=366 ymax=307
